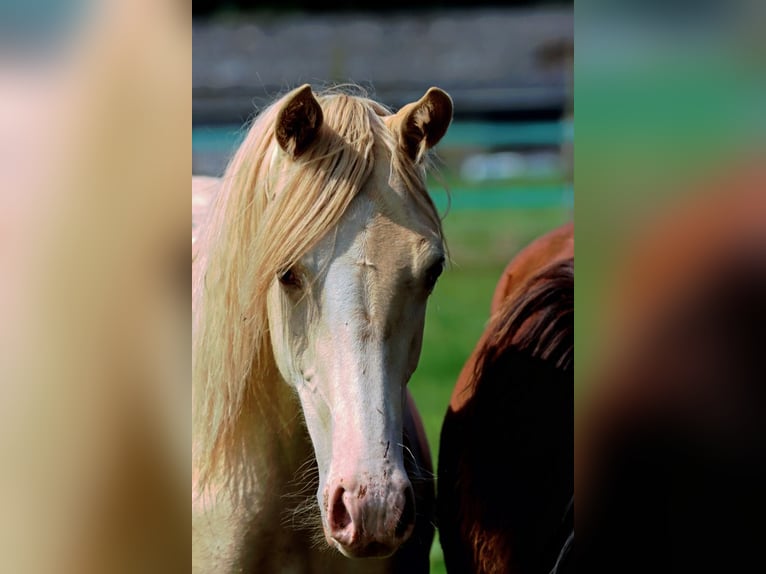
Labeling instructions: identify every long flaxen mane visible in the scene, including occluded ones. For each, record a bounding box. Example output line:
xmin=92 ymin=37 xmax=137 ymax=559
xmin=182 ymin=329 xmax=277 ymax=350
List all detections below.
xmin=192 ymin=88 xmax=444 ymax=494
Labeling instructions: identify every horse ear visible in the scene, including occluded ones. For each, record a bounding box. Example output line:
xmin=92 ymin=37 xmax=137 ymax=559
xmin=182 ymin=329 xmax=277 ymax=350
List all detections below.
xmin=275 ymin=84 xmax=324 ymax=158
xmin=391 ymin=87 xmax=453 ymax=163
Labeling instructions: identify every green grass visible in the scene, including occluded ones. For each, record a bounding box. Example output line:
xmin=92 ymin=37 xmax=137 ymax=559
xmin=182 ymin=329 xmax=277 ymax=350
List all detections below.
xmin=408 ymin=205 xmax=570 ymax=572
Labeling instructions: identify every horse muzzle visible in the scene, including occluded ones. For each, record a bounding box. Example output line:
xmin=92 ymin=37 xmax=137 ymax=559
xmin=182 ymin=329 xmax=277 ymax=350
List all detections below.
xmin=323 ymin=473 xmax=416 ymax=558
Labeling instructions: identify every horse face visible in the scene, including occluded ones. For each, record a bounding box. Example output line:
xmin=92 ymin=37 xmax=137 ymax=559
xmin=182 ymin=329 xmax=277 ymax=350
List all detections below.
xmin=267 ymin=163 xmax=444 ymax=558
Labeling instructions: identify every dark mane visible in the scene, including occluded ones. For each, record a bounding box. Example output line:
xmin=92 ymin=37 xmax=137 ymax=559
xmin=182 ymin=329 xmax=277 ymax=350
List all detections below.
xmin=438 ymin=257 xmax=574 ymax=574
xmin=473 ymin=257 xmax=574 ymax=385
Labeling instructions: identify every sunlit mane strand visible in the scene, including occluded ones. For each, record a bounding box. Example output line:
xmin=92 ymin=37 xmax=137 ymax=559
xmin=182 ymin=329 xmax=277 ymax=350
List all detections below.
xmin=192 ymin=88 xmax=444 ymax=494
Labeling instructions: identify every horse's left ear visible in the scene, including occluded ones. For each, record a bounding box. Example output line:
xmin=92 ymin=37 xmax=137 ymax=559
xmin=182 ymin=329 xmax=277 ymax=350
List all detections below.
xmin=391 ymin=87 xmax=453 ymax=163
xmin=275 ymin=84 xmax=324 ymax=158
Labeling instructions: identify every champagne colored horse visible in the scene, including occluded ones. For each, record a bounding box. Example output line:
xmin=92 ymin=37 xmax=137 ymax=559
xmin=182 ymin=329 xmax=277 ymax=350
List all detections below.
xmin=192 ymin=85 xmax=453 ymax=573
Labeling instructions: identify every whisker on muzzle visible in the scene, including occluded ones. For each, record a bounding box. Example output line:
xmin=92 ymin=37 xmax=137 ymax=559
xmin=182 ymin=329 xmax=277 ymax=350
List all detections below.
xmin=280 ymin=454 xmax=326 ymax=547
xmin=397 ymin=442 xmax=436 ymax=480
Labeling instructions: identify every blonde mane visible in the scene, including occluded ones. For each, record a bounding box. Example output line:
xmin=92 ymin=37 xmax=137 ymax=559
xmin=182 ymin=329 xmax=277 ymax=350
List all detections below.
xmin=192 ymin=88 xmax=444 ymax=493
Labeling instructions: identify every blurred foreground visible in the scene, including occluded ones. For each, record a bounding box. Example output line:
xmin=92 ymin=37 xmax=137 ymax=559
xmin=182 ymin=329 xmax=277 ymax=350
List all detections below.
xmin=0 ymin=0 xmax=188 ymax=572
xmin=576 ymin=1 xmax=766 ymax=569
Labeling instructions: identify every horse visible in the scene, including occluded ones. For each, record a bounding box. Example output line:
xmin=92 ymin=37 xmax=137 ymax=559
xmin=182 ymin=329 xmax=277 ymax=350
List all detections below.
xmin=192 ymin=84 xmax=453 ymax=573
xmin=578 ymin=168 xmax=766 ymax=573
xmin=437 ymin=222 xmax=574 ymax=574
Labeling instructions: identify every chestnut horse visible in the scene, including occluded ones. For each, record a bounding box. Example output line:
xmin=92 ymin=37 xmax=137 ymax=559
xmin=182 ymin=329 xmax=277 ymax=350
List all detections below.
xmin=437 ymin=223 xmax=574 ymax=574
xmin=193 ymin=85 xmax=453 ymax=573
xmin=578 ymin=168 xmax=766 ymax=573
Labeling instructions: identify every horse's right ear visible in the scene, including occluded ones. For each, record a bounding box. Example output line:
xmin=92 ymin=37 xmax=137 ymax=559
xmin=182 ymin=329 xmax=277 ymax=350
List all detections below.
xmin=275 ymin=84 xmax=324 ymax=158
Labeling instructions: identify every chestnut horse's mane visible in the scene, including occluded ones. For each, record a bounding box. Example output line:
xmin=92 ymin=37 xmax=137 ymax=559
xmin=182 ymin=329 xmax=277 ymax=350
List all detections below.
xmin=472 ymin=257 xmax=574 ymax=387
xmin=446 ymin=257 xmax=574 ymax=573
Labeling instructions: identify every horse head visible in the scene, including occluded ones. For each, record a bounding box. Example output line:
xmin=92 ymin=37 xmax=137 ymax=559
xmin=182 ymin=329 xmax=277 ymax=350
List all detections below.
xmin=265 ymin=85 xmax=451 ymax=557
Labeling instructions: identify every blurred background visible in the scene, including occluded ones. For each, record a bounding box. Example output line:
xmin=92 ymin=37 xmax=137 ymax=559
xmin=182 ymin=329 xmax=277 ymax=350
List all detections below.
xmin=193 ymin=2 xmax=572 ymax=570
xmin=575 ymin=2 xmax=766 ymax=570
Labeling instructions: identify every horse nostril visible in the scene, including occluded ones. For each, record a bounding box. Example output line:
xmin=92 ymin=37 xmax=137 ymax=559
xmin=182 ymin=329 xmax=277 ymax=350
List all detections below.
xmin=395 ymin=485 xmax=416 ymax=539
xmin=329 ymin=486 xmax=351 ymax=532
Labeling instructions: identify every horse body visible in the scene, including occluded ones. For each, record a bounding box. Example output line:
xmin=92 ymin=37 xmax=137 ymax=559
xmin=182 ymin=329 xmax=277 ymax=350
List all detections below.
xmin=193 ymin=86 xmax=452 ymax=573
xmin=437 ymin=223 xmax=574 ymax=574
xmin=579 ymin=170 xmax=766 ymax=573
xmin=450 ymin=222 xmax=574 ymax=414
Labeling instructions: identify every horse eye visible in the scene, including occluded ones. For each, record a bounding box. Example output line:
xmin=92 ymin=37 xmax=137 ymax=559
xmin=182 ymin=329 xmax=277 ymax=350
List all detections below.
xmin=425 ymin=257 xmax=445 ymax=291
xmin=278 ymin=267 xmax=302 ymax=289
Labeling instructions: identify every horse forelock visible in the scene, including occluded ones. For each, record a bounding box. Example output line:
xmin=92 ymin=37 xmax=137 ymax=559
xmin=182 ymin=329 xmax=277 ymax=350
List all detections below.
xmin=192 ymin=87 xmax=444 ymax=494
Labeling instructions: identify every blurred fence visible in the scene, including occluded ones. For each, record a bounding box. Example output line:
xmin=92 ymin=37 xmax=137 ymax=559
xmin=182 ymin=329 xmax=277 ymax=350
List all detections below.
xmin=192 ymin=118 xmax=574 ymax=210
